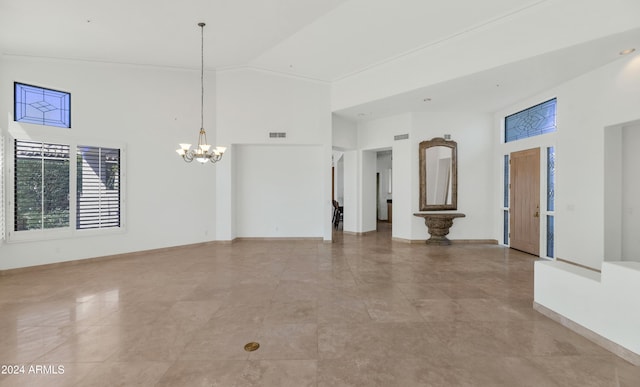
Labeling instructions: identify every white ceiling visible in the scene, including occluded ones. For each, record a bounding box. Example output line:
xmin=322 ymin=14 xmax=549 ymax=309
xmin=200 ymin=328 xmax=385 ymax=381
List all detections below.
xmin=0 ymin=0 xmax=347 ymax=71
xmin=1 ymin=0 xmax=639 ymax=119
xmin=335 ymin=27 xmax=640 ymax=119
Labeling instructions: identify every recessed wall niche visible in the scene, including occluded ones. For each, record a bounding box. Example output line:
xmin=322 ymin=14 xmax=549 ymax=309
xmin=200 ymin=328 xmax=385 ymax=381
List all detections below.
xmin=604 ymin=120 xmax=640 ymax=262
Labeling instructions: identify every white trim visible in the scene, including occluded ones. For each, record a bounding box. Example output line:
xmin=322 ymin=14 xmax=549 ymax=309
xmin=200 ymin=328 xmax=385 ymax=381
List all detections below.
xmin=6 ymin=134 xmax=126 ymax=243
xmin=498 ymin=99 xmax=557 ymax=258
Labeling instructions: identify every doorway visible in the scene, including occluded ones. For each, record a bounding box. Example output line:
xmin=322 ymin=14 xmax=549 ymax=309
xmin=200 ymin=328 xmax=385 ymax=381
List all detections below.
xmin=510 ymin=148 xmax=540 ymax=255
xmin=332 ymin=151 xmax=345 ymax=233
xmin=376 ymin=150 xmax=392 ymax=229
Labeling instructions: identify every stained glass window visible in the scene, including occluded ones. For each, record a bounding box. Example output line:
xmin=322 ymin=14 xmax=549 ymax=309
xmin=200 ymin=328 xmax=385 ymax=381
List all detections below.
xmin=504 ymin=210 xmax=509 ymax=245
xmin=546 ymin=146 xmax=555 ymax=258
xmin=547 ymin=215 xmax=554 ymax=258
xmin=14 ymin=83 xmax=70 ymax=128
xmin=547 ymin=147 xmax=555 ymax=211
xmin=503 ymin=155 xmax=509 ymax=208
xmin=505 ymin=98 xmax=556 ymax=143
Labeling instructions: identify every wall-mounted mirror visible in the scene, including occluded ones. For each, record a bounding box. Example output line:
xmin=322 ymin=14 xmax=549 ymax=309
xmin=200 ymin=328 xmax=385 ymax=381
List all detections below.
xmin=419 ymin=137 xmax=457 ymax=211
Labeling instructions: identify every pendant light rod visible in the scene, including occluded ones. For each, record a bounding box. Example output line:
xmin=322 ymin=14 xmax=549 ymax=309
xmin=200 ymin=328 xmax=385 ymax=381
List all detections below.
xmin=199 ymin=22 xmax=204 ymax=131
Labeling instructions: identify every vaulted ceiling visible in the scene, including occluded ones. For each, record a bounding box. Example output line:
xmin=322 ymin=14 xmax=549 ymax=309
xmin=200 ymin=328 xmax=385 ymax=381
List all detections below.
xmin=2 ymin=0 xmax=639 ymax=119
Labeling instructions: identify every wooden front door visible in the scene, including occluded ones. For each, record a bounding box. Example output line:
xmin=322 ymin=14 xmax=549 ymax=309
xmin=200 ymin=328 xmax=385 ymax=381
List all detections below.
xmin=510 ymin=148 xmax=540 ymax=255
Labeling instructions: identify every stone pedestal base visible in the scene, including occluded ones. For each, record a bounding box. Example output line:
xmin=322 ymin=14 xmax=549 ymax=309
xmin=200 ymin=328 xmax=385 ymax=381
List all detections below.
xmin=413 ymin=213 xmax=466 ymax=245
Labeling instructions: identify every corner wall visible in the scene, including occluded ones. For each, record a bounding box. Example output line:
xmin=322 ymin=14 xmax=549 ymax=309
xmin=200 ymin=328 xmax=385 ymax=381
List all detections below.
xmin=0 ymin=55 xmax=218 ymax=270
xmin=535 ymin=260 xmax=640 ymax=362
xmin=411 ymin=112 xmax=494 ymax=241
xmin=495 ymin=53 xmax=640 ymax=269
xmin=215 ymin=68 xmax=332 ymax=241
xmin=354 ymin=111 xmax=494 ymax=242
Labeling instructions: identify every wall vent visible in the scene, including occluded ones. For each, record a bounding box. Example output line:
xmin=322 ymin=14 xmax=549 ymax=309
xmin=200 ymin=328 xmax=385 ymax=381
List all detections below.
xmin=269 ymin=132 xmax=287 ymax=138
xmin=394 ymin=134 xmax=409 ymax=141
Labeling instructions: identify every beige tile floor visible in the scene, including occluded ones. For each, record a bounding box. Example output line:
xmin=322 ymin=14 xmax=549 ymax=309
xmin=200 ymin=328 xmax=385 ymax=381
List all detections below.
xmin=1 ymin=223 xmax=639 ymax=386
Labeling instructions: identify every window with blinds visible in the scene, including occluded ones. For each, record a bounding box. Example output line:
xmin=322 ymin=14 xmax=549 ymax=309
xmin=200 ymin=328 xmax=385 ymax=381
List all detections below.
xmin=14 ymin=140 xmax=70 ymax=231
xmin=77 ymin=146 xmax=121 ymax=229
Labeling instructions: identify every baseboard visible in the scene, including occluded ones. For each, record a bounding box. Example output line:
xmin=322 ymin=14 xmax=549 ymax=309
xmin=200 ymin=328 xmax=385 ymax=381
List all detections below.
xmin=0 ymin=241 xmax=220 ymax=276
xmin=556 ymin=257 xmax=601 ymax=273
xmin=392 ymin=237 xmax=416 ymax=243
xmin=393 ymin=238 xmax=498 ymax=244
xmin=533 ymin=302 xmax=640 ymax=366
xmin=450 ymin=239 xmax=498 ymax=245
xmin=342 ymin=230 xmax=377 ymax=236
xmin=233 ymin=237 xmax=323 ymax=241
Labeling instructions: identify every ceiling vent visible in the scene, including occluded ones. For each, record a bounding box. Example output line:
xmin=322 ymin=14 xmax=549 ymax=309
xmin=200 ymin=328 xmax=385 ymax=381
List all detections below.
xmin=394 ymin=134 xmax=409 ymax=141
xmin=269 ymin=132 xmax=287 ymax=138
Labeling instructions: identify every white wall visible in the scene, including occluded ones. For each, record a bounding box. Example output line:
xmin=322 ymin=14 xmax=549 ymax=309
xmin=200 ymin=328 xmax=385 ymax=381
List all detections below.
xmin=411 ymin=112 xmax=494 ymax=241
xmin=622 ymin=123 xmax=640 ymax=261
xmin=604 ymin=122 xmax=640 ymax=262
xmin=361 ymin=150 xmax=377 ymax=232
xmin=535 ymin=260 xmax=640 ymax=359
xmin=523 ymin=55 xmax=640 ymax=269
xmin=354 ymin=112 xmax=493 ymax=242
xmin=526 ymin=55 xmax=640 ymax=362
xmin=215 ymin=68 xmax=333 ymax=241
xmin=355 ymin=114 xmax=412 ymax=237
xmin=604 ymin=125 xmax=622 ymax=261
xmin=392 ymin=134 xmax=414 ymax=240
xmin=332 ymin=114 xmax=357 ymax=150
xmin=495 ymin=54 xmax=640 ymax=268
xmin=342 ymin=150 xmax=358 ymax=232
xmin=556 ymin=54 xmax=640 ymax=268
xmin=235 ymin=145 xmax=324 ymax=238
xmin=0 ymin=55 xmax=218 ymax=270
xmin=216 ymin=69 xmax=330 ymax=144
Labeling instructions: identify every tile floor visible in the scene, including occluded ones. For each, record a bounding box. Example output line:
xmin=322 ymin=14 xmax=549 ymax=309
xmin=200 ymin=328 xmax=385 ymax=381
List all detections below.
xmin=1 ymin=223 xmax=639 ymax=386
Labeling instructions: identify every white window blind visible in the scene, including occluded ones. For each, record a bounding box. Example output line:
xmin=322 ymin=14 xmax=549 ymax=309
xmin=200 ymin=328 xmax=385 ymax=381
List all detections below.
xmin=77 ymin=146 xmax=121 ymax=229
xmin=14 ymin=140 xmax=70 ymax=231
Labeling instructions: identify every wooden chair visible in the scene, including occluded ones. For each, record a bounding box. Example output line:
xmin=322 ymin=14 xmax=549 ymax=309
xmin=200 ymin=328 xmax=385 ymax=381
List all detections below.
xmin=332 ymin=200 xmax=343 ymax=229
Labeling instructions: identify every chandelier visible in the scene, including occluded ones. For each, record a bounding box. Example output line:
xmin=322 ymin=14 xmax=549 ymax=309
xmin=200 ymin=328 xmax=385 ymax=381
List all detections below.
xmin=176 ymin=22 xmax=226 ymax=164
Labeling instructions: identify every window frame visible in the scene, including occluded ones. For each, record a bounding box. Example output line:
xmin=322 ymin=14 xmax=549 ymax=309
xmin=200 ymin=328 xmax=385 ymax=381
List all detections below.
xmin=6 ymin=134 xmax=126 ymax=242
xmin=498 ymin=96 xmax=557 ymax=259
xmin=76 ymin=145 xmax=122 ymax=230
xmin=14 ymin=139 xmax=71 ymax=232
xmin=504 ymin=98 xmax=557 ymax=143
xmin=14 ymin=82 xmax=71 ymax=129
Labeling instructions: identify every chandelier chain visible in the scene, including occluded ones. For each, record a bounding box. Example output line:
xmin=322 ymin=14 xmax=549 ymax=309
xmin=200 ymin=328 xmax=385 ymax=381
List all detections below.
xmin=200 ymin=22 xmax=204 ymax=130
xmin=175 ymin=21 xmax=226 ymax=164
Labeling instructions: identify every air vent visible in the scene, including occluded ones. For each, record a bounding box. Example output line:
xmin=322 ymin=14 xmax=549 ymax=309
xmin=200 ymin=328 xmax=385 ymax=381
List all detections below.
xmin=394 ymin=134 xmax=409 ymax=141
xmin=269 ymin=132 xmax=287 ymax=138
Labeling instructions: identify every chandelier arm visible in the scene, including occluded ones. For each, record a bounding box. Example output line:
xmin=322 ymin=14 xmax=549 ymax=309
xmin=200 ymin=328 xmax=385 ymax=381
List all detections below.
xmin=183 ymin=150 xmax=195 ymax=162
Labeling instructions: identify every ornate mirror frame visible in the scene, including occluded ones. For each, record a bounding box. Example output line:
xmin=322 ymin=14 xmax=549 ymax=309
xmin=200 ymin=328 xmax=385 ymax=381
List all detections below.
xmin=419 ymin=137 xmax=457 ymax=211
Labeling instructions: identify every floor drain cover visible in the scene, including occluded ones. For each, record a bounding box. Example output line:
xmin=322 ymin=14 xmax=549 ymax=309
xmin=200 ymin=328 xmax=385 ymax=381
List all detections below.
xmin=244 ymin=342 xmax=260 ymax=352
